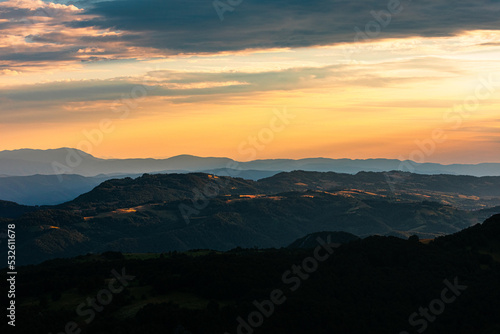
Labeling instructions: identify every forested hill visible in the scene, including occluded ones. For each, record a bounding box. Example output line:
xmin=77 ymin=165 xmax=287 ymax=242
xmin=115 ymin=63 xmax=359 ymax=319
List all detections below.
xmin=3 ymin=171 xmax=500 ymax=265
xmin=5 ymin=215 xmax=500 ymax=334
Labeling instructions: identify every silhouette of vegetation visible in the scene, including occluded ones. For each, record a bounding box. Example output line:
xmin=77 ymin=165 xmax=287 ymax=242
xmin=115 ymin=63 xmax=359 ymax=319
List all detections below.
xmin=3 ymin=215 xmax=500 ymax=334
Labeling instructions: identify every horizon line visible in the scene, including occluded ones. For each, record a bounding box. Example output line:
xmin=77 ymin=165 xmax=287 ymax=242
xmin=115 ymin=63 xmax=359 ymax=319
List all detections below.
xmin=1 ymin=147 xmax=500 ymax=166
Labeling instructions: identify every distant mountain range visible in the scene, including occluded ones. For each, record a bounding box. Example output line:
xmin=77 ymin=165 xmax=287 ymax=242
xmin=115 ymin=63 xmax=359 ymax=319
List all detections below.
xmin=2 ymin=148 xmax=500 ymax=177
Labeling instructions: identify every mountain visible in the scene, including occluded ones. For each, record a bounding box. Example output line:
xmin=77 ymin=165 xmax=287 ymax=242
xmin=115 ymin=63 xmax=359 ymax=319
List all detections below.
xmin=199 ymin=168 xmax=280 ymax=181
xmin=3 ymin=152 xmax=500 ymax=207
xmin=6 ymin=171 xmax=500 ymax=265
xmin=6 ymin=215 xmax=500 ymax=334
xmin=2 ymin=148 xmax=500 ymax=177
xmin=258 ymin=170 xmax=500 ymax=210
xmin=60 ymin=173 xmax=260 ymax=212
xmin=0 ymin=148 xmax=233 ymax=177
xmin=0 ymin=170 xmax=278 ymax=206
xmin=433 ymin=213 xmax=500 ymax=251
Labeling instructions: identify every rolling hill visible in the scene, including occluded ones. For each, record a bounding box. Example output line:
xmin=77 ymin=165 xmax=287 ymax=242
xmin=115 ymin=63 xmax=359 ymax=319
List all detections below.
xmin=4 ymin=171 xmax=499 ymax=265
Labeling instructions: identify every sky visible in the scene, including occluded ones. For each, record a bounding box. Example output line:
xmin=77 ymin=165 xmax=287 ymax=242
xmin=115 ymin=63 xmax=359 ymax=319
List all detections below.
xmin=0 ymin=0 xmax=499 ymax=163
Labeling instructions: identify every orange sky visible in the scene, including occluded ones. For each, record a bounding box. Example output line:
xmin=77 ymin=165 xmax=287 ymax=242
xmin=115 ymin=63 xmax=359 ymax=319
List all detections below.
xmin=1 ymin=1 xmax=499 ymax=163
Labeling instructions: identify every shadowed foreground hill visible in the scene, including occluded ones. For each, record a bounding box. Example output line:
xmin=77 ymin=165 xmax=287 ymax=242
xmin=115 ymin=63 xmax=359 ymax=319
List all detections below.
xmin=287 ymin=231 xmax=360 ymax=248
xmin=4 ymin=215 xmax=500 ymax=334
xmin=0 ymin=200 xmax=37 ymax=219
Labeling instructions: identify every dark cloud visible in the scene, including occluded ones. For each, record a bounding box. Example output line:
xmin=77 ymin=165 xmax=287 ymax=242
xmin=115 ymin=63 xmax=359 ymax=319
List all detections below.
xmin=0 ymin=49 xmax=80 ymax=62
xmin=2 ymin=0 xmax=499 ymax=65
xmin=68 ymin=0 xmax=500 ymax=53
xmin=0 ymin=80 xmax=151 ymax=102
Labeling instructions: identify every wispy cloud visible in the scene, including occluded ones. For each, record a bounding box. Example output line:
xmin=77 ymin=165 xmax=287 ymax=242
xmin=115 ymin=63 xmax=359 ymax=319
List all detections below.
xmin=0 ymin=0 xmax=163 ymax=70
xmin=0 ymin=61 xmax=453 ymax=110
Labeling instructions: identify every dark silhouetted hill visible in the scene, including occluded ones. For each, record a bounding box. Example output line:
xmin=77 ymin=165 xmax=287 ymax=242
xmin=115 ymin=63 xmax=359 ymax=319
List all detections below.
xmin=5 ymin=215 xmax=500 ymax=334
xmin=287 ymin=231 xmax=360 ymax=248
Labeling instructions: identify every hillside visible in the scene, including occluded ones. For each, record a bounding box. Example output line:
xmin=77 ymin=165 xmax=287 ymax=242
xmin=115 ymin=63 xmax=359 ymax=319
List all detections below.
xmin=8 ymin=171 xmax=499 ymax=265
xmin=0 ymin=170 xmax=278 ymax=206
xmin=258 ymin=170 xmax=500 ymax=209
xmin=61 ymin=173 xmax=260 ymax=213
xmin=5 ymin=215 xmax=500 ymax=334
xmin=3 ymin=149 xmax=500 ymax=208
xmin=0 ymin=200 xmax=37 ymax=219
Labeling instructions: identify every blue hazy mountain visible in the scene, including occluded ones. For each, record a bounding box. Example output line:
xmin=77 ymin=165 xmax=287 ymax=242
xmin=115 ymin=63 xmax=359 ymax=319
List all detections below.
xmin=2 ymin=148 xmax=500 ymax=177
xmin=0 ymin=174 xmax=121 ymax=206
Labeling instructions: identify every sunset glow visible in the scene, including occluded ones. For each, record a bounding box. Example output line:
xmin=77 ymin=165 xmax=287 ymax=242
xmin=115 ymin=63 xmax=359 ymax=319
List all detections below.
xmin=1 ymin=0 xmax=500 ymax=163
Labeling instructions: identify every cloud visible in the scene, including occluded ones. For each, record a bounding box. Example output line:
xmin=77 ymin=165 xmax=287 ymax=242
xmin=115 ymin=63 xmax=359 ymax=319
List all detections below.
xmin=67 ymin=0 xmax=500 ymax=54
xmin=0 ymin=69 xmax=20 ymax=76
xmin=0 ymin=67 xmax=312 ymax=105
xmin=0 ymin=0 xmax=153 ymax=69
xmin=0 ymin=64 xmax=342 ymax=124
xmin=0 ymin=63 xmax=381 ymax=104
xmin=0 ymin=58 xmax=463 ymax=122
xmin=1 ymin=0 xmax=499 ymax=70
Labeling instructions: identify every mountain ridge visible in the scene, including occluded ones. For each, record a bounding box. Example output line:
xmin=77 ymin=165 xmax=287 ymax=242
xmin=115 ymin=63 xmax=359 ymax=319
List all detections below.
xmin=2 ymin=148 xmax=500 ymax=177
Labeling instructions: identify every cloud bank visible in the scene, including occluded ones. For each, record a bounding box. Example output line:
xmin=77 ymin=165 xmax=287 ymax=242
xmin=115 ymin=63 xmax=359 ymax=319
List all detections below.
xmin=1 ymin=0 xmax=500 ymax=67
